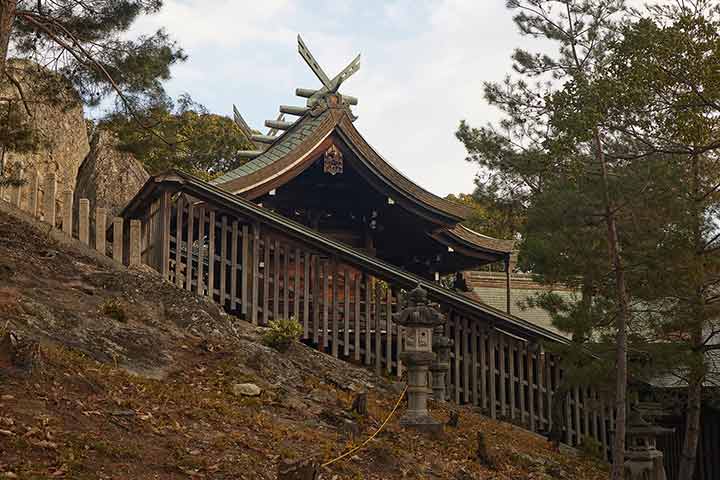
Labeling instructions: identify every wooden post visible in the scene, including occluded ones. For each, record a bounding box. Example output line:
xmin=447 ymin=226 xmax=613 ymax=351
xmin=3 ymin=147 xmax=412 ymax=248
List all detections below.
xmin=505 ymin=255 xmax=512 ymax=314
xmin=129 ymin=219 xmax=141 ymax=266
xmin=9 ymin=168 xmax=22 ymax=207
xmin=547 ymin=356 xmax=554 ymax=432
xmin=263 ymin=236 xmax=270 ymax=325
xmin=294 ymin=247 xmax=301 ymax=321
xmin=364 ymin=276 xmax=372 ymax=366
xmin=479 ymin=328 xmax=487 ymax=411
xmin=95 ymin=207 xmax=107 ymax=254
xmin=374 ymin=281 xmax=382 ymax=375
xmin=79 ymin=199 xmax=90 ymax=245
xmin=302 ymin=250 xmax=310 ymax=335
xmin=27 ymin=169 xmax=39 ymax=217
xmin=322 ymin=260 xmax=330 ymax=350
xmin=385 ymin=287 xmax=392 ymax=374
xmin=175 ymin=197 xmax=185 ymax=288
xmin=354 ymin=274 xmax=361 ymax=362
xmin=312 ymin=255 xmax=319 ymax=342
xmin=463 ymin=317 xmax=470 ymax=404
xmin=273 ymin=240 xmax=280 ymax=320
xmin=61 ymin=190 xmax=73 ymax=236
xmin=219 ymin=216 xmax=228 ymax=305
xmin=537 ymin=346 xmax=546 ymax=432
xmin=454 ymin=314 xmax=461 ymax=404
xmin=519 ymin=343 xmax=526 ymax=425
xmin=528 ymin=351 xmax=536 ymax=432
xmin=241 ymin=224 xmax=249 ymax=314
xmin=113 ymin=217 xmax=123 ymax=263
xmin=471 ymin=320 xmax=479 ymax=406
xmin=488 ymin=332 xmax=497 ymax=418
xmin=282 ymin=245 xmax=289 ymax=318
xmin=251 ymin=224 xmax=260 ymax=324
xmin=159 ymin=192 xmax=172 ymax=280
xmin=509 ymin=339 xmax=516 ymax=420
xmin=185 ymin=202 xmax=194 ymax=292
xmin=230 ymin=220 xmax=239 ymax=309
xmin=43 ymin=173 xmax=56 ymax=226
xmin=498 ymin=334 xmax=506 ymax=416
xmin=196 ymin=208 xmax=205 ymax=296
xmin=331 ymin=259 xmax=339 ymax=358
xmin=343 ymin=268 xmax=350 ymax=357
xmin=208 ymin=211 xmax=216 ymax=301
xmin=573 ymin=387 xmax=582 ymax=445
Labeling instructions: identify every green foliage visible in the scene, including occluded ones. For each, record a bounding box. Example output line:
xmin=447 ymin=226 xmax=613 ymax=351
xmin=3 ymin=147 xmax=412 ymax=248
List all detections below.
xmin=262 ymin=317 xmax=303 ymax=353
xmin=101 ymin=95 xmax=254 ymax=177
xmin=445 ymin=192 xmax=523 ymax=242
xmin=100 ymin=298 xmax=127 ymax=323
xmin=579 ymin=436 xmax=604 ymax=460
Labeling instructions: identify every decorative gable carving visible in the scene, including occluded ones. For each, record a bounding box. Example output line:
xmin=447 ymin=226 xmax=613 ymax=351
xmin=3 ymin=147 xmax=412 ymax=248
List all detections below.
xmin=323 ymin=144 xmax=343 ymax=175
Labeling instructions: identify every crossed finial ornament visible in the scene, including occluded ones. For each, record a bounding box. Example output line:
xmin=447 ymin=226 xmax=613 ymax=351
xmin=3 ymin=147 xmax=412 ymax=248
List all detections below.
xmin=297 ymin=35 xmax=360 ymax=112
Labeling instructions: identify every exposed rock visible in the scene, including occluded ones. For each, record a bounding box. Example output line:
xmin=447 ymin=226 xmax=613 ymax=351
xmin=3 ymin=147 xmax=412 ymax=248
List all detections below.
xmin=0 ymin=59 xmax=90 ymax=216
xmin=232 ymin=383 xmax=262 ymax=397
xmin=73 ymin=129 xmax=149 ymax=238
xmin=277 ymin=458 xmax=319 ymax=480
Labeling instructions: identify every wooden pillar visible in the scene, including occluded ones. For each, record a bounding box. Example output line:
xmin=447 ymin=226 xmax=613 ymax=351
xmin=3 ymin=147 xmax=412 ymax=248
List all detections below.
xmin=312 ymin=255 xmax=320 ymax=343
xmin=273 ymin=240 xmax=280 ymax=320
xmin=241 ymin=224 xmax=249 ymax=315
xmin=251 ymin=224 xmax=260 ymax=324
xmin=463 ymin=316 xmax=470 ymax=404
xmin=26 ymin=169 xmax=39 ymax=217
xmin=479 ymin=328 xmax=487 ymax=410
xmin=509 ymin=339 xmax=516 ymax=420
xmin=354 ymin=273 xmax=361 ymax=361
xmin=196 ymin=208 xmax=205 ymax=296
xmin=302 ymin=250 xmax=310 ymax=336
xmin=343 ymin=267 xmax=350 ymax=357
xmin=331 ymin=258 xmax=339 ymax=358
xmin=219 ymin=216 xmax=228 ymax=305
xmin=454 ymin=314 xmax=461 ymax=404
xmin=230 ymin=220 xmax=239 ymax=309
xmin=364 ymin=276 xmax=372 ymax=366
xmin=505 ymin=254 xmax=512 ymax=314
xmin=175 ymin=197 xmax=185 ymax=288
xmin=159 ymin=191 xmax=171 ymax=280
xmin=282 ymin=245 xmax=289 ymax=318
xmin=470 ymin=320 xmax=479 ymax=406
xmin=528 ymin=350 xmax=536 ymax=432
xmin=374 ymin=281 xmax=382 ymax=375
xmin=79 ymin=199 xmax=90 ymax=245
xmin=185 ymin=202 xmax=195 ymax=292
xmin=43 ymin=173 xmax=56 ymax=226
xmin=498 ymin=334 xmax=506 ymax=416
xmin=208 ymin=211 xmax=216 ymax=300
xmin=537 ymin=346 xmax=546 ymax=432
xmin=95 ymin=207 xmax=107 ymax=254
xmin=294 ymin=247 xmax=301 ymax=322
xmin=519 ymin=343 xmax=526 ymax=425
xmin=129 ymin=219 xmax=141 ymax=266
xmin=263 ymin=236 xmax=271 ymax=325
xmin=385 ymin=286 xmax=392 ymax=374
xmin=113 ymin=217 xmax=123 ymax=263
xmin=488 ymin=331 xmax=497 ymax=418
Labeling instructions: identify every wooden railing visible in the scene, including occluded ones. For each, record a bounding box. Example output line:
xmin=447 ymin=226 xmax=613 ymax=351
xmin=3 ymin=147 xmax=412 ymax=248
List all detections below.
xmin=0 ymin=170 xmax=616 ymax=456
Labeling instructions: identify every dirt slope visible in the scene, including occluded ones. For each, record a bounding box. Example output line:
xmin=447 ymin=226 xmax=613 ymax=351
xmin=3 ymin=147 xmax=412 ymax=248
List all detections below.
xmin=0 ymin=210 xmax=608 ymax=479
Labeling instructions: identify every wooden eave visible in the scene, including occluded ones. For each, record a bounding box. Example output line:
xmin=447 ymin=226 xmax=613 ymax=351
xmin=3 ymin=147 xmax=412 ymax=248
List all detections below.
xmin=120 ymin=169 xmax=571 ymax=345
xmin=212 ymin=108 xmax=472 ymax=226
xmin=430 ymin=224 xmax=515 ymax=263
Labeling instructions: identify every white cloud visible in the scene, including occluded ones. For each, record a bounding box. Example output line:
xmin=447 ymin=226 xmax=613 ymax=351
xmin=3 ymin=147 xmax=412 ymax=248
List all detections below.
xmin=131 ymin=0 xmax=540 ymax=196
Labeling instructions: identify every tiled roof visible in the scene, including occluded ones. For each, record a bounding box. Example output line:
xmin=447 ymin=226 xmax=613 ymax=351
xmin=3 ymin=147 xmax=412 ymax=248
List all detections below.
xmin=447 ymin=225 xmax=515 ymax=254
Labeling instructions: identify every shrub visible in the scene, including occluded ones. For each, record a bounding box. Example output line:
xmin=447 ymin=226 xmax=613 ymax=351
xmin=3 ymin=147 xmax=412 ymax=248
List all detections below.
xmin=262 ymin=317 xmax=302 ymax=352
xmin=579 ymin=436 xmax=604 ymax=460
xmin=101 ymin=298 xmax=127 ymax=323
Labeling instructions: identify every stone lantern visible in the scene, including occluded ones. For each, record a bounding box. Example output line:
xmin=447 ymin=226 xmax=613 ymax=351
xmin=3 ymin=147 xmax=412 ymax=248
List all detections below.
xmin=430 ymin=323 xmax=452 ymax=402
xmin=397 ymin=285 xmax=445 ymax=433
xmin=624 ymin=408 xmax=673 ymax=480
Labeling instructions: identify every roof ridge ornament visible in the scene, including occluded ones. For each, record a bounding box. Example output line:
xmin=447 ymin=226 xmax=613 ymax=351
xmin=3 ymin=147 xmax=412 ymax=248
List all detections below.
xmin=297 ymin=34 xmax=360 ymax=118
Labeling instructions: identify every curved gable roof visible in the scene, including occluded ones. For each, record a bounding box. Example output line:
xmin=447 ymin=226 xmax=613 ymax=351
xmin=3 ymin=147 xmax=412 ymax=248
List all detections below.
xmin=213 ymin=107 xmax=472 ymax=224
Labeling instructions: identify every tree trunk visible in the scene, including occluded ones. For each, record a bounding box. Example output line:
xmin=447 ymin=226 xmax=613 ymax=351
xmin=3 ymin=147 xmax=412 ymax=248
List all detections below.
xmin=0 ymin=0 xmax=17 ymax=77
xmin=594 ymin=127 xmax=630 ymax=480
xmin=678 ymin=155 xmax=706 ymax=480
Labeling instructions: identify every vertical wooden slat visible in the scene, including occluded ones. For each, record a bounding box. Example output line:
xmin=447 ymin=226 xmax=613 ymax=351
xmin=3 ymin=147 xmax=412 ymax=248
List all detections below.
xmin=241 ymin=224 xmax=249 ymax=314
xmin=185 ymin=202 xmax=194 ymax=292
xmin=573 ymin=387 xmax=582 ymax=445
xmin=395 ymin=299 xmax=403 ymax=378
xmin=43 ymin=173 xmax=56 ymax=226
xmin=27 ymin=169 xmax=39 ymax=217
xmin=538 ymin=347 xmax=546 ymax=432
xmin=385 ymin=287 xmax=392 ymax=374
xmin=282 ymin=245 xmax=289 ymax=318
xmin=251 ymin=224 xmax=260 ymax=323
xmin=9 ymin=174 xmax=21 ymax=207
xmin=175 ymin=197 xmax=185 ymax=288
xmin=112 ymin=217 xmax=123 ymax=263
xmin=488 ymin=331 xmax=497 ymax=418
xmin=196 ymin=208 xmax=205 ymax=296
xmin=208 ymin=211 xmax=216 ymax=301
xmin=159 ymin=192 xmax=171 ymax=280
xmin=312 ymin=255 xmax=320 ymax=343
xmin=462 ymin=317 xmax=470 ymax=404
xmin=354 ymin=274 xmax=361 ymax=362
xmin=323 ymin=261 xmax=330 ymax=350
xmin=331 ymin=259 xmax=339 ymax=358
xmin=129 ymin=219 xmax=141 ymax=266
xmin=273 ymin=240 xmax=280 ymax=320
xmin=498 ymin=334 xmax=506 ymax=416
xmin=61 ymin=191 xmax=73 ymax=236
xmin=263 ymin=236 xmax=271 ymax=325
xmin=220 ymin=217 xmax=228 ymax=306
xmin=364 ymin=276 xmax=372 ymax=366
xmin=230 ymin=221 xmax=239 ymax=309
xmin=343 ymin=268 xmax=350 ymax=357
xmin=374 ymin=281 xmax=382 ymax=376
xmin=471 ymin=320 xmax=479 ymax=406
xmin=79 ymin=199 xmax=90 ymax=245
xmin=302 ymin=251 xmax=310 ymax=336
xmin=480 ymin=328 xmax=487 ymax=410
xmin=509 ymin=339 xmax=516 ymax=420
xmin=454 ymin=314 xmax=461 ymax=404
xmin=95 ymin=207 xmax=107 ymax=254
xmin=599 ymin=398 xmax=608 ymax=454
xmin=583 ymin=388 xmax=590 ymax=441
xmin=562 ymin=369 xmax=572 ymax=444
xmin=529 ymin=351 xmax=536 ymax=432
xmin=547 ymin=357 xmax=554 ymax=432
xmin=519 ymin=344 xmax=526 ymax=425
xmin=294 ymin=247 xmax=301 ymax=322
xmin=591 ymin=390 xmax=599 ymax=443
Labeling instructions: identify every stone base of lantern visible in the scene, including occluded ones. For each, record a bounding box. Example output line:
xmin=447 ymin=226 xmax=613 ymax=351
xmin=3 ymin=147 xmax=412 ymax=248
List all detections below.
xmin=399 ymin=411 xmax=444 ymax=435
xmin=399 ymin=351 xmax=443 ymax=435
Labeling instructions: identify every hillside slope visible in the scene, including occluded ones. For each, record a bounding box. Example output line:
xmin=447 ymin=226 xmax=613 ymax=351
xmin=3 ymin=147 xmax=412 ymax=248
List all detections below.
xmin=0 ymin=209 xmax=607 ymax=479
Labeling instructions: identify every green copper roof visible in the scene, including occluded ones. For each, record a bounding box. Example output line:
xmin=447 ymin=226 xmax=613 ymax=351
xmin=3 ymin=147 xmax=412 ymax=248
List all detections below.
xmin=211 ymin=110 xmax=330 ymax=186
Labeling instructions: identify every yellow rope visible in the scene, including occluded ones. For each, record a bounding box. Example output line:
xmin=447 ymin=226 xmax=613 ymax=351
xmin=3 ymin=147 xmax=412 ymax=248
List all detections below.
xmin=321 ymin=385 xmax=408 ymax=468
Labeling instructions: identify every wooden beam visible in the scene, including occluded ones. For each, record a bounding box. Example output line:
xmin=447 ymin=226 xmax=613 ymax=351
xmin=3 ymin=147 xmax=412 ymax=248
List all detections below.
xmin=343 ymin=267 xmax=350 ymax=357
xmin=220 ymin=216 xmax=228 ymax=305
xmin=113 ymin=217 xmax=123 ymax=264
xmin=208 ymin=211 xmax=216 ymax=301
xmin=185 ymin=201 xmax=195 ymax=292
xmin=251 ymin=223 xmax=260 ymax=324
xmin=175 ymin=197 xmax=184 ymax=288
xmin=196 ymin=208 xmax=205 ymax=295
xmin=241 ymin=224 xmax=249 ymax=315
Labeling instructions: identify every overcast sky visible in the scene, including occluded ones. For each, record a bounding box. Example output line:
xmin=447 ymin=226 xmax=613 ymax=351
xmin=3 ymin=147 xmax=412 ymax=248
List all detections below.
xmin=130 ymin=0 xmax=547 ymax=197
